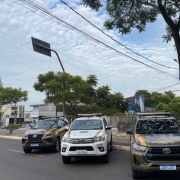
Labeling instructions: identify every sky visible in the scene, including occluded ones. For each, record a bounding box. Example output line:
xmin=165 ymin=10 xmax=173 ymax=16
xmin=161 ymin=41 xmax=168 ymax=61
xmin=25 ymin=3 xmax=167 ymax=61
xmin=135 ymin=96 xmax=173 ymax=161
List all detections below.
xmin=1 ymin=0 xmax=180 ymax=111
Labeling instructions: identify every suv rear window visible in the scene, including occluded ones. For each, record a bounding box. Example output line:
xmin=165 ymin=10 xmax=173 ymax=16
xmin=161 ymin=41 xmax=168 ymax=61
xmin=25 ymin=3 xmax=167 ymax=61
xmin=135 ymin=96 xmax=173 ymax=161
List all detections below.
xmin=136 ymin=119 xmax=180 ymax=134
xmin=70 ymin=120 xmax=103 ymax=130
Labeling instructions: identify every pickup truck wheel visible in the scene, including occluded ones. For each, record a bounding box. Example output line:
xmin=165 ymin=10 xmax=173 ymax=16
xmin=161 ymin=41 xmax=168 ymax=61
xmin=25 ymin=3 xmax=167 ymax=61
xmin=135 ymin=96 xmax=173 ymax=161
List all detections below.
xmin=62 ymin=156 xmax=71 ymax=164
xmin=23 ymin=147 xmax=32 ymax=153
xmin=53 ymin=138 xmax=60 ymax=152
xmin=109 ymin=134 xmax=112 ymax=152
xmin=132 ymin=168 xmax=142 ymax=179
xmin=101 ymin=145 xmax=109 ymax=163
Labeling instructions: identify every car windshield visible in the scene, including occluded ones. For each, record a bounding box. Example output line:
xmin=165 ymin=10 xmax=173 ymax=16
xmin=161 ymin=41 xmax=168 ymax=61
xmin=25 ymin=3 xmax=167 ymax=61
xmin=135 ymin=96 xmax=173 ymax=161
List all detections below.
xmin=32 ymin=120 xmax=57 ymax=130
xmin=70 ymin=119 xmax=103 ymax=130
xmin=136 ymin=119 xmax=180 ymax=134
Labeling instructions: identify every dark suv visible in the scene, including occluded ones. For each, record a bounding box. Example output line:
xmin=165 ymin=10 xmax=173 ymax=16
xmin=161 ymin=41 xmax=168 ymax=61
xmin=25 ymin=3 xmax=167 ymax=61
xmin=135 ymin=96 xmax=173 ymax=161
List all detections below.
xmin=22 ymin=117 xmax=69 ymax=153
xmin=126 ymin=112 xmax=180 ymax=179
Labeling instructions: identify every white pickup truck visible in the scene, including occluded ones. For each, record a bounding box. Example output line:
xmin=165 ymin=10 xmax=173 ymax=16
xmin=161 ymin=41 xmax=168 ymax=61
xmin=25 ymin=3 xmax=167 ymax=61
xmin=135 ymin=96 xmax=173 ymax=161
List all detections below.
xmin=61 ymin=114 xmax=112 ymax=164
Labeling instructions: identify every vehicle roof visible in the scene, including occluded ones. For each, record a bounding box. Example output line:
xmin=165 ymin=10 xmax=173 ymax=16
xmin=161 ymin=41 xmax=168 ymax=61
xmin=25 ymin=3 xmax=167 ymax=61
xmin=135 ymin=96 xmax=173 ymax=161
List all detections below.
xmin=75 ymin=116 xmax=103 ymax=121
xmin=38 ymin=117 xmax=69 ymax=123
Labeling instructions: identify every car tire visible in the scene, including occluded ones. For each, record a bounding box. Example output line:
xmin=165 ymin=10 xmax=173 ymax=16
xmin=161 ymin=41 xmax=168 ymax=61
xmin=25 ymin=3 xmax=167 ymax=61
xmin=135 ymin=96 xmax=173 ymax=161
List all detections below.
xmin=53 ymin=137 xmax=60 ymax=152
xmin=132 ymin=168 xmax=142 ymax=179
xmin=62 ymin=156 xmax=71 ymax=164
xmin=109 ymin=134 xmax=112 ymax=152
xmin=23 ymin=148 xmax=32 ymax=153
xmin=101 ymin=144 xmax=109 ymax=163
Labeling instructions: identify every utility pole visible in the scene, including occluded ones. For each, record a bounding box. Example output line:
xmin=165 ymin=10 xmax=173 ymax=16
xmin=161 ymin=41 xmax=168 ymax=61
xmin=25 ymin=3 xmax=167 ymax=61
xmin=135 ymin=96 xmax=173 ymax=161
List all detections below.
xmin=31 ymin=37 xmax=66 ymax=117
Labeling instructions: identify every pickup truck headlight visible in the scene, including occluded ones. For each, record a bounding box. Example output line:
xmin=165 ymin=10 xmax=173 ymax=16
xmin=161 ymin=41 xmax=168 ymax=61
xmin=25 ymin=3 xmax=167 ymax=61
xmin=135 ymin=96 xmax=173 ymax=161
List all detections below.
xmin=23 ymin=133 xmax=28 ymax=137
xmin=62 ymin=137 xmax=70 ymax=143
xmin=133 ymin=143 xmax=147 ymax=152
xmin=94 ymin=135 xmax=106 ymax=142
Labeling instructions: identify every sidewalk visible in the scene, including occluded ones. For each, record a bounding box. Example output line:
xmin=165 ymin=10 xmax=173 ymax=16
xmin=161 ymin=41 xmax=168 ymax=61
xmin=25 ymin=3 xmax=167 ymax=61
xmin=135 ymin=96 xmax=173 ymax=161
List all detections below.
xmin=0 ymin=132 xmax=130 ymax=151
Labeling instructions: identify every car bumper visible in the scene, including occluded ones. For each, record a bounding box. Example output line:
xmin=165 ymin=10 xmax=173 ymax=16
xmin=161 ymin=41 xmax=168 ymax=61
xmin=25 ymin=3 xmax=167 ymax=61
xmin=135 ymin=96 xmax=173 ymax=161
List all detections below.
xmin=22 ymin=137 xmax=55 ymax=149
xmin=61 ymin=141 xmax=108 ymax=157
xmin=131 ymin=150 xmax=180 ymax=172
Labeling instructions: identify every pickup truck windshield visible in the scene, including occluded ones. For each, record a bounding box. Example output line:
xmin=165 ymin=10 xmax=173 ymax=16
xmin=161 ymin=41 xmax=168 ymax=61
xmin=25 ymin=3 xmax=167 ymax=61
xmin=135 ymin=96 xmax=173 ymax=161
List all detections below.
xmin=70 ymin=120 xmax=103 ymax=130
xmin=136 ymin=119 xmax=180 ymax=134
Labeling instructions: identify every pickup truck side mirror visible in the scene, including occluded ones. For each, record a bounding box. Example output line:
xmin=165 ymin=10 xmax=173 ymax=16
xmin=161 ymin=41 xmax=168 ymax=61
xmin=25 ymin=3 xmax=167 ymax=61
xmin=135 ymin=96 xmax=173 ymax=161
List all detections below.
xmin=126 ymin=129 xmax=133 ymax=134
xmin=105 ymin=126 xmax=111 ymax=130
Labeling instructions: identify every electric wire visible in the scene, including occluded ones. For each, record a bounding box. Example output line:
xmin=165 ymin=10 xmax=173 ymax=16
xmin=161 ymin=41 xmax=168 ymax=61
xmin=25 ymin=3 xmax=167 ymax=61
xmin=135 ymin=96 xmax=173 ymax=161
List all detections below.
xmin=11 ymin=0 xmax=178 ymax=79
xmin=59 ymin=0 xmax=178 ymax=70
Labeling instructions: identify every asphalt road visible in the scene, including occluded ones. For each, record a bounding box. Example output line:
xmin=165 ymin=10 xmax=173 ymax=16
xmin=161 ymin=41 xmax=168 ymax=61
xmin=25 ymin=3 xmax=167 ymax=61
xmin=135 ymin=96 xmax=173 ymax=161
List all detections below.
xmin=1 ymin=138 xmax=180 ymax=180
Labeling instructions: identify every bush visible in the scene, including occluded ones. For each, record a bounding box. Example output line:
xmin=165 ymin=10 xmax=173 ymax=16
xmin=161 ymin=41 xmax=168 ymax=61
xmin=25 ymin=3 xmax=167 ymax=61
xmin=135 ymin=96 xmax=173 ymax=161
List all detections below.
xmin=5 ymin=124 xmax=19 ymax=133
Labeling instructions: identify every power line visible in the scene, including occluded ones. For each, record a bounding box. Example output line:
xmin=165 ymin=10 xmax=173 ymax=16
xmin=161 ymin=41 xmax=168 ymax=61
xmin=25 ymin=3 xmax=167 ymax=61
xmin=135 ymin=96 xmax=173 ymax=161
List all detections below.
xmin=11 ymin=0 xmax=178 ymax=79
xmin=59 ymin=0 xmax=178 ymax=70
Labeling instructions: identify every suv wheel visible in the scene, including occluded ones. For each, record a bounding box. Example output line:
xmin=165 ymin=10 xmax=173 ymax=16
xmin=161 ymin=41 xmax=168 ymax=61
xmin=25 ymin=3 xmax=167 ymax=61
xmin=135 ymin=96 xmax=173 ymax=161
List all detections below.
xmin=53 ymin=137 xmax=60 ymax=152
xmin=23 ymin=147 xmax=32 ymax=153
xmin=62 ymin=156 xmax=71 ymax=164
xmin=132 ymin=168 xmax=142 ymax=179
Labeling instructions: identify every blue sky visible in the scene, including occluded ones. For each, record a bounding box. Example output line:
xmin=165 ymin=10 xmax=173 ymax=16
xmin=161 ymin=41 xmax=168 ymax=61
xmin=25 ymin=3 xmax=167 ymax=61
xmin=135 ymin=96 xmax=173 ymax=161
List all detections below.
xmin=0 ymin=0 xmax=180 ymax=111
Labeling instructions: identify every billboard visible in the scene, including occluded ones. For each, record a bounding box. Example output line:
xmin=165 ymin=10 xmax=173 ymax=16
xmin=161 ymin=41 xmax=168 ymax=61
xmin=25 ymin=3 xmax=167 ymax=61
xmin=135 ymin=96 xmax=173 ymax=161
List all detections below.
xmin=128 ymin=95 xmax=145 ymax=113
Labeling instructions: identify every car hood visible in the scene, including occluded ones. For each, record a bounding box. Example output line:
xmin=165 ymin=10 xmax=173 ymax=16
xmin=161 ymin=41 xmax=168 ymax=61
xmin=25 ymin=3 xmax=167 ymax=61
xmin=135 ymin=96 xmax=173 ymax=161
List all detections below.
xmin=25 ymin=128 xmax=56 ymax=135
xmin=135 ymin=134 xmax=180 ymax=147
xmin=65 ymin=129 xmax=103 ymax=139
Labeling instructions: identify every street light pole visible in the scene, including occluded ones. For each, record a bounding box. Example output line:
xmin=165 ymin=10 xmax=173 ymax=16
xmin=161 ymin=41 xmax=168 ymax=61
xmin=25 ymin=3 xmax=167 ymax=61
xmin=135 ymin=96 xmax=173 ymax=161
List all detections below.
xmin=31 ymin=37 xmax=66 ymax=117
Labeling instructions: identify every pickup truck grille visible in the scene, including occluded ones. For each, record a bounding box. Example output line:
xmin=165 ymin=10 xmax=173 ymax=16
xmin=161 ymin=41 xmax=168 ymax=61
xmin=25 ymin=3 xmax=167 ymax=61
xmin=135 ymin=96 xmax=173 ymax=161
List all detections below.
xmin=69 ymin=138 xmax=94 ymax=144
xmin=28 ymin=134 xmax=44 ymax=141
xmin=146 ymin=147 xmax=180 ymax=161
xmin=69 ymin=146 xmax=94 ymax=151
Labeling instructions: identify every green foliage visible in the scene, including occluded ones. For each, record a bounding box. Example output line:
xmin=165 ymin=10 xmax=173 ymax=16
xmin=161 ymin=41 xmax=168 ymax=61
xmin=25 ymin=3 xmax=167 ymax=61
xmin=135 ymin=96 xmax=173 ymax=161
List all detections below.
xmin=82 ymin=0 xmax=180 ymax=62
xmin=5 ymin=124 xmax=19 ymax=134
xmin=36 ymin=71 xmax=129 ymax=118
xmin=0 ymin=86 xmax=28 ymax=118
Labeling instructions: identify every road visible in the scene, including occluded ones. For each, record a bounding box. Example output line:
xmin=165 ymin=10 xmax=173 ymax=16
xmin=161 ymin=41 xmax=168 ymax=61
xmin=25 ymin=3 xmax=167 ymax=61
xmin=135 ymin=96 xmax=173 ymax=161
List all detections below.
xmin=1 ymin=138 xmax=180 ymax=180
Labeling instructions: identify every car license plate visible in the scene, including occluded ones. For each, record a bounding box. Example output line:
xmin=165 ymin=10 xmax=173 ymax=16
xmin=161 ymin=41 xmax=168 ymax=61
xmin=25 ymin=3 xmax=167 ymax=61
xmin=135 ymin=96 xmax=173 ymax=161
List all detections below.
xmin=31 ymin=143 xmax=39 ymax=147
xmin=76 ymin=150 xmax=87 ymax=154
xmin=160 ymin=164 xmax=176 ymax=170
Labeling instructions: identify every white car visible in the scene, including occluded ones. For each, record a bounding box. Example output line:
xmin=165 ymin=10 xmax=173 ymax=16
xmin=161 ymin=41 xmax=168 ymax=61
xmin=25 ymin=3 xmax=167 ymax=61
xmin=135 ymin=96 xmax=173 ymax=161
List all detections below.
xmin=61 ymin=114 xmax=112 ymax=164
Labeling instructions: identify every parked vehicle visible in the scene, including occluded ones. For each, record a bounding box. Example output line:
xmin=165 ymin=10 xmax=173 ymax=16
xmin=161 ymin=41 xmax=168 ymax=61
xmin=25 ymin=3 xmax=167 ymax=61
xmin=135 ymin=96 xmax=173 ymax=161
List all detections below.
xmin=22 ymin=117 xmax=69 ymax=153
xmin=61 ymin=113 xmax=112 ymax=164
xmin=0 ymin=125 xmax=5 ymax=129
xmin=126 ymin=112 xmax=180 ymax=179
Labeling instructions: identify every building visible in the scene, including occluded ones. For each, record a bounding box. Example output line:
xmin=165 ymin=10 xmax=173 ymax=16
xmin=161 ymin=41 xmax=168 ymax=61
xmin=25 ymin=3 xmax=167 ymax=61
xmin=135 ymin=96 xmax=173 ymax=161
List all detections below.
xmin=30 ymin=102 xmax=63 ymax=124
xmin=1 ymin=104 xmax=25 ymax=126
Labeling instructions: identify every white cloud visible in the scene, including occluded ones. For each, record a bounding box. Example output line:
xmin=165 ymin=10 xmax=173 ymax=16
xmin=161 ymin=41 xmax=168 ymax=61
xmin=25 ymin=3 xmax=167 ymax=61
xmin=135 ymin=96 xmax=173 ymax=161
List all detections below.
xmin=0 ymin=0 xmax=180 ymax=111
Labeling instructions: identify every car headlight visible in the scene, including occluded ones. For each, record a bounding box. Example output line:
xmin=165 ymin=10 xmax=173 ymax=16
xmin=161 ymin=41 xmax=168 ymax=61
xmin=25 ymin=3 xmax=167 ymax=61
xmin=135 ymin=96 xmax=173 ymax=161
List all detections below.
xmin=133 ymin=143 xmax=147 ymax=152
xmin=62 ymin=137 xmax=70 ymax=143
xmin=94 ymin=135 xmax=106 ymax=142
xmin=23 ymin=133 xmax=28 ymax=137
xmin=44 ymin=132 xmax=53 ymax=137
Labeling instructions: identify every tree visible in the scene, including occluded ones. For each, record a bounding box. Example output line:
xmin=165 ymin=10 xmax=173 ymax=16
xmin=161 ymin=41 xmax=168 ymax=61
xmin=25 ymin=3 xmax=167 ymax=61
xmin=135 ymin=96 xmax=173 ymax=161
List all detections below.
xmin=0 ymin=77 xmax=3 ymax=87
xmin=34 ymin=71 xmax=96 ymax=118
xmin=34 ymin=71 xmax=128 ymax=117
xmin=82 ymin=0 xmax=180 ymax=77
xmin=0 ymin=87 xmax=28 ymax=121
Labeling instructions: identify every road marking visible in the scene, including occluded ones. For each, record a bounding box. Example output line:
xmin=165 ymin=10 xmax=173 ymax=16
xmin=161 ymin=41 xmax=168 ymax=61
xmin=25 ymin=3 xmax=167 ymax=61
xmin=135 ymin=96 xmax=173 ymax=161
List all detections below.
xmin=8 ymin=149 xmax=44 ymax=157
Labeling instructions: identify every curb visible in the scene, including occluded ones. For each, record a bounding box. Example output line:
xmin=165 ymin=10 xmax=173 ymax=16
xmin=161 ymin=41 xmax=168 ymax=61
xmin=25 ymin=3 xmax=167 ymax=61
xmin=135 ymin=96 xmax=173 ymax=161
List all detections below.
xmin=112 ymin=145 xmax=130 ymax=151
xmin=0 ymin=135 xmax=22 ymax=140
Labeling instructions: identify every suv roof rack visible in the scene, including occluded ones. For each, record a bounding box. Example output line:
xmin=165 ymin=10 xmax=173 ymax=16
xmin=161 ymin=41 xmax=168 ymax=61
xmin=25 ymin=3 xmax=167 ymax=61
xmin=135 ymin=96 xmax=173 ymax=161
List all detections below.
xmin=77 ymin=113 xmax=102 ymax=117
xmin=136 ymin=112 xmax=172 ymax=118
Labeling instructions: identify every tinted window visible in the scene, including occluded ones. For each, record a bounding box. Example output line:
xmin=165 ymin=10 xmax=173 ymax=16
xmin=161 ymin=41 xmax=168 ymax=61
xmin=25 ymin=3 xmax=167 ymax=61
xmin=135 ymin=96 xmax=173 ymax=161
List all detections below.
xmin=70 ymin=120 xmax=103 ymax=130
xmin=136 ymin=119 xmax=180 ymax=134
xmin=33 ymin=120 xmax=57 ymax=130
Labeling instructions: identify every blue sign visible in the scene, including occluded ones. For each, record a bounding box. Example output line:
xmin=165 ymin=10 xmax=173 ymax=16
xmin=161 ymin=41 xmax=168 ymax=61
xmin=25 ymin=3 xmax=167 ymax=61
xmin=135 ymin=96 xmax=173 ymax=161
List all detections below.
xmin=6 ymin=115 xmax=9 ymax=118
xmin=128 ymin=95 xmax=145 ymax=112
